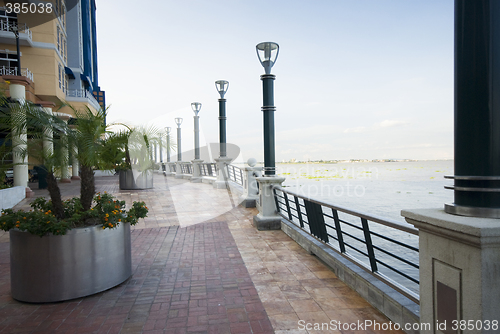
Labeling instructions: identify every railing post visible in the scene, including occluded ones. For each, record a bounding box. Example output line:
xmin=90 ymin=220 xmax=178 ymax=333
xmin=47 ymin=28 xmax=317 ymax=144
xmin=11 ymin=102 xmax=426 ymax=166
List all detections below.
xmin=294 ymin=196 xmax=304 ymax=228
xmin=361 ymin=218 xmax=378 ymax=272
xmin=332 ymin=209 xmax=346 ymax=253
xmin=240 ymin=158 xmax=262 ymax=208
xmin=283 ymin=192 xmax=293 ymax=221
xmin=304 ymin=200 xmax=329 ymax=243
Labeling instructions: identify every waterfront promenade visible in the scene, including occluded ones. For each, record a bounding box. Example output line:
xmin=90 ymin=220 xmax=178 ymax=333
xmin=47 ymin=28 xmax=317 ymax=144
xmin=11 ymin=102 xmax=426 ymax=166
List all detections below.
xmin=0 ymin=174 xmax=403 ymax=333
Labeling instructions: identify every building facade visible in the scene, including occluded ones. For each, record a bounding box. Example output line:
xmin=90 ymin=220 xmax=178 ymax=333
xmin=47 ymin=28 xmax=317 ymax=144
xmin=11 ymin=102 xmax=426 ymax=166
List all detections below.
xmin=0 ymin=0 xmax=105 ymax=113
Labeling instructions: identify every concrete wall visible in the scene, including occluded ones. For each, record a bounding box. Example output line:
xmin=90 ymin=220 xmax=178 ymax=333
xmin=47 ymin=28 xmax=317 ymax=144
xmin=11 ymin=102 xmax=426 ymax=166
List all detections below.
xmin=0 ymin=186 xmax=26 ymax=210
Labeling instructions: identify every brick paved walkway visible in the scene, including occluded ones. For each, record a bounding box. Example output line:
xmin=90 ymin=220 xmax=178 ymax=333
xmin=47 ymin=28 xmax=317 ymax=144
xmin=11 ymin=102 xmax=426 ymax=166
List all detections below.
xmin=0 ymin=173 xmax=404 ymax=333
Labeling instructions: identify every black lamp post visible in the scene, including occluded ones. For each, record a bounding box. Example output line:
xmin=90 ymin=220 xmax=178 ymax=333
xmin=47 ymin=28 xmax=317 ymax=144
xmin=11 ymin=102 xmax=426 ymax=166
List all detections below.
xmin=256 ymin=42 xmax=279 ymax=176
xmin=175 ymin=118 xmax=183 ymax=162
xmin=444 ymin=0 xmax=500 ymax=218
xmin=191 ymin=102 xmax=202 ymax=160
xmin=10 ymin=25 xmax=21 ymax=76
xmin=215 ymin=80 xmax=229 ymax=158
xmin=165 ymin=127 xmax=171 ymax=163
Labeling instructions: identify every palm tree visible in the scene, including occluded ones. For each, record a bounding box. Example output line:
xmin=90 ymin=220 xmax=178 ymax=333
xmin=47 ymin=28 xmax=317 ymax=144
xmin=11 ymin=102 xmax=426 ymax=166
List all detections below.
xmin=0 ymin=96 xmax=69 ymax=218
xmin=68 ymin=106 xmax=123 ymax=211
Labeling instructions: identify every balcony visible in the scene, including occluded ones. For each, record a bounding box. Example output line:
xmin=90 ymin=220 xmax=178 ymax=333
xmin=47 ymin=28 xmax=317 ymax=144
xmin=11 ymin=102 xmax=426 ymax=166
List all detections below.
xmin=0 ymin=65 xmax=33 ymax=81
xmin=0 ymin=21 xmax=33 ymax=47
xmin=66 ymin=88 xmax=101 ymax=111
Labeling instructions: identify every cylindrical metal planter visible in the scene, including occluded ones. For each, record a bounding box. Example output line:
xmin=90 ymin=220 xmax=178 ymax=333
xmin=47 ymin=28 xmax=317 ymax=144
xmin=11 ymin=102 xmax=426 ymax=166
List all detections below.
xmin=10 ymin=223 xmax=132 ymax=303
xmin=119 ymin=169 xmax=153 ymax=190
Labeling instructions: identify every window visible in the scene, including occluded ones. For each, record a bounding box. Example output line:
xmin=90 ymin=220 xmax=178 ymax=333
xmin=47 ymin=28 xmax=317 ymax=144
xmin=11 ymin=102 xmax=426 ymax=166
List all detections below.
xmin=63 ymin=39 xmax=67 ymax=63
xmin=58 ymin=64 xmax=62 ymax=89
xmin=0 ymin=9 xmax=18 ymax=31
xmin=0 ymin=50 xmax=19 ymax=69
xmin=57 ymin=26 xmax=60 ymax=52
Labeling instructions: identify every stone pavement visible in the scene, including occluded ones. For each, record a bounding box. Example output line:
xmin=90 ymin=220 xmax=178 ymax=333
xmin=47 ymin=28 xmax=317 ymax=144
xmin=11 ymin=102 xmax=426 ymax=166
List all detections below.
xmin=0 ymin=173 xmax=404 ymax=333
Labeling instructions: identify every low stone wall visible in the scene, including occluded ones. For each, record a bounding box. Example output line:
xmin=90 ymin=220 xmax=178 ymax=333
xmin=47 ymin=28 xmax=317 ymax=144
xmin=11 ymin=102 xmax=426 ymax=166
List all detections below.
xmin=0 ymin=186 xmax=26 ymax=210
xmin=281 ymin=219 xmax=420 ymax=334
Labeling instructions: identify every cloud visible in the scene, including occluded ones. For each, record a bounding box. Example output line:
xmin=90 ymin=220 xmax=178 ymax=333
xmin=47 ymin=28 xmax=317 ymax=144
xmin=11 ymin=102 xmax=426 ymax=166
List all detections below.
xmin=375 ymin=120 xmax=409 ymax=128
xmin=343 ymin=126 xmax=368 ymax=133
xmin=344 ymin=119 xmax=408 ymax=133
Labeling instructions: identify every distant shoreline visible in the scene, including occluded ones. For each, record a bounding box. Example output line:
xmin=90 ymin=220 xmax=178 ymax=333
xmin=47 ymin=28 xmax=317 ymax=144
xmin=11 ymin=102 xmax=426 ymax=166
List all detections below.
xmin=276 ymin=159 xmax=453 ymax=164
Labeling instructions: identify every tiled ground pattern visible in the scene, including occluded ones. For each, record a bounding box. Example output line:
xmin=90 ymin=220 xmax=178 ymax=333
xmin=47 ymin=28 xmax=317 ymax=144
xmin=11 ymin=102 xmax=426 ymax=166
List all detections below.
xmin=0 ymin=174 xmax=404 ymax=333
xmin=0 ymin=223 xmax=271 ymax=333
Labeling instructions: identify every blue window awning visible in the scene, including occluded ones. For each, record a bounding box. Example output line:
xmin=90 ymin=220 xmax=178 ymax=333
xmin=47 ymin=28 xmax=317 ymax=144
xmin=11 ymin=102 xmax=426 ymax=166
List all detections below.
xmin=80 ymin=74 xmax=93 ymax=92
xmin=64 ymin=67 xmax=75 ymax=79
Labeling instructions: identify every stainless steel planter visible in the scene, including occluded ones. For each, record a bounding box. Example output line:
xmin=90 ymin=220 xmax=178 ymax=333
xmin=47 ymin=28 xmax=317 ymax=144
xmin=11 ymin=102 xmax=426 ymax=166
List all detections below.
xmin=10 ymin=223 xmax=132 ymax=303
xmin=119 ymin=169 xmax=153 ymax=190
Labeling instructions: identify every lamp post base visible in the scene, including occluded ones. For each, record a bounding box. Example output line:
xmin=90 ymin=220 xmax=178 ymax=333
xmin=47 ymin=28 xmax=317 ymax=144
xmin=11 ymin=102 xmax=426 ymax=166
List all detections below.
xmin=402 ymin=208 xmax=500 ymax=333
xmin=213 ymin=157 xmax=232 ymax=189
xmin=253 ymin=175 xmax=285 ymax=230
xmin=191 ymin=159 xmax=203 ymax=183
xmin=175 ymin=162 xmax=184 ymax=179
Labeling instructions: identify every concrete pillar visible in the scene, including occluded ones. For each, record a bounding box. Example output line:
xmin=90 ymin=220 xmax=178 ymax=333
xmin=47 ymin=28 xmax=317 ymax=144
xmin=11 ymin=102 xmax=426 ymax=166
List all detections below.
xmin=38 ymin=102 xmax=55 ymax=159
xmin=240 ymin=158 xmax=262 ymax=208
xmin=213 ymin=157 xmax=232 ymax=189
xmin=253 ymin=175 xmax=285 ymax=230
xmin=403 ymin=209 xmax=500 ymax=334
xmin=71 ymin=146 xmax=80 ymax=180
xmin=191 ymin=159 xmax=203 ymax=183
xmin=8 ymin=79 xmax=29 ymax=189
xmin=56 ymin=113 xmax=71 ymax=183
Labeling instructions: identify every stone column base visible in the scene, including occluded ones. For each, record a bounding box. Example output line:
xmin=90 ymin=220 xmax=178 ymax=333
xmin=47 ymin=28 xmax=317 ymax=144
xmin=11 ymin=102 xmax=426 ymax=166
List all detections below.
xmin=240 ymin=196 xmax=258 ymax=208
xmin=175 ymin=162 xmax=184 ymax=179
xmin=191 ymin=159 xmax=203 ymax=183
xmin=71 ymin=176 xmax=81 ymax=180
xmin=59 ymin=178 xmax=71 ymax=183
xmin=253 ymin=214 xmax=282 ymax=230
xmin=213 ymin=157 xmax=232 ymax=189
xmin=402 ymin=208 xmax=500 ymax=332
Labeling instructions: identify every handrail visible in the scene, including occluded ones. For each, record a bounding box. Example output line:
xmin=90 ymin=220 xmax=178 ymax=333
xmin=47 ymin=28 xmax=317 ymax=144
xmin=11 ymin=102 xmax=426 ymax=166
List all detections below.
xmin=227 ymin=164 xmax=244 ymax=186
xmin=273 ymin=185 xmax=418 ymax=235
xmin=0 ymin=21 xmax=32 ymax=40
xmin=200 ymin=163 xmax=217 ymax=177
xmin=0 ymin=66 xmax=34 ymax=82
xmin=272 ymin=185 xmax=419 ymax=303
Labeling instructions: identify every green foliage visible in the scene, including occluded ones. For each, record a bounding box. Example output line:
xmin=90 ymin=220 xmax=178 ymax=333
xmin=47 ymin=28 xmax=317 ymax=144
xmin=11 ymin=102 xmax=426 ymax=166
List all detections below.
xmin=0 ymin=192 xmax=148 ymax=237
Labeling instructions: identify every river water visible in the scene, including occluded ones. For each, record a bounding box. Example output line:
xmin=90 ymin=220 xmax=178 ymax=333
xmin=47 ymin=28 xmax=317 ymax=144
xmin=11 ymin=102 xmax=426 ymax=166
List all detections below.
xmin=273 ymin=160 xmax=454 ymax=294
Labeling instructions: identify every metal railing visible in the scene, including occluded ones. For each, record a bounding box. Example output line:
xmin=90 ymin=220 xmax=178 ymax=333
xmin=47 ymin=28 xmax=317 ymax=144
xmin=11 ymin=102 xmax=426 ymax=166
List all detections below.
xmin=168 ymin=163 xmax=176 ymax=173
xmin=0 ymin=21 xmax=32 ymax=41
xmin=272 ymin=185 xmax=420 ymax=303
xmin=66 ymin=89 xmax=100 ymax=111
xmin=180 ymin=163 xmax=192 ymax=175
xmin=227 ymin=164 xmax=244 ymax=186
xmin=0 ymin=66 xmax=34 ymax=82
xmin=200 ymin=163 xmax=217 ymax=177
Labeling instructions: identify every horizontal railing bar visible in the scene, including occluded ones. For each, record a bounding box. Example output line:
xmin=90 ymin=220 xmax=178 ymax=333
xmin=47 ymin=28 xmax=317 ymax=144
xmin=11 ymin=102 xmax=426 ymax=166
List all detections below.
xmin=273 ymin=185 xmax=418 ymax=235
xmin=370 ymin=231 xmax=419 ymax=252
xmin=342 ymin=242 xmax=370 ymax=258
xmin=338 ymin=219 xmax=365 ymax=231
xmin=376 ymin=259 xmax=419 ymax=284
xmin=372 ymin=246 xmax=420 ymax=269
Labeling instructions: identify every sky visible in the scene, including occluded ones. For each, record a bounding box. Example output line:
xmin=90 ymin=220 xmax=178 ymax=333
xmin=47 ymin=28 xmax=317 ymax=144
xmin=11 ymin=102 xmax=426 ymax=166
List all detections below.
xmin=95 ymin=0 xmax=454 ymax=163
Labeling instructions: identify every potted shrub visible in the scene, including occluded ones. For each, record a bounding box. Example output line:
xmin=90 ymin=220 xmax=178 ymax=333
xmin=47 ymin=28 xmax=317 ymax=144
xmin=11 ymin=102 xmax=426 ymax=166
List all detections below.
xmin=117 ymin=126 xmax=157 ymax=190
xmin=0 ymin=104 xmax=149 ymax=303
